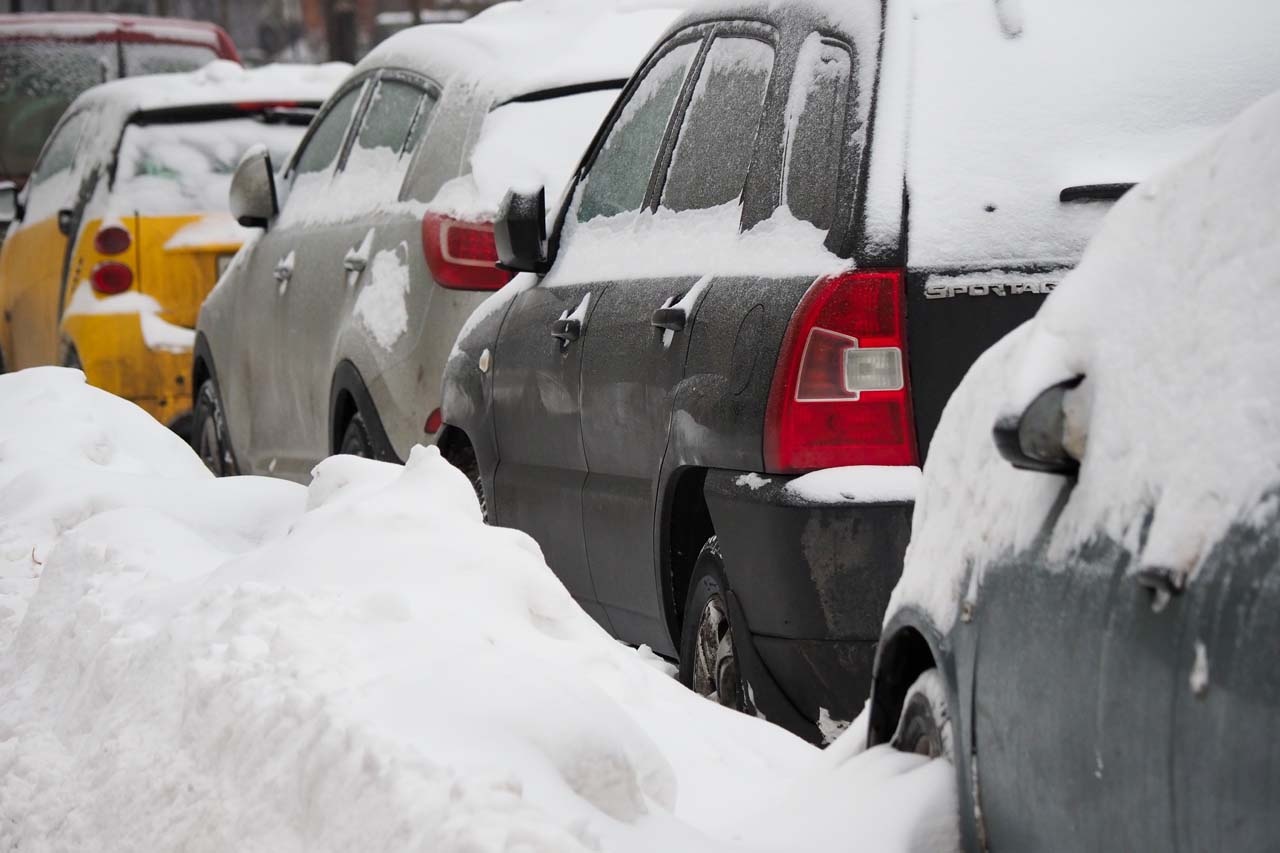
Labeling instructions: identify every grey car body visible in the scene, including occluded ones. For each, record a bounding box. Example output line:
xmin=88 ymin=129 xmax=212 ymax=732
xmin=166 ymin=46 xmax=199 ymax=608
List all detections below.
xmin=440 ymin=0 xmax=1280 ymax=743
xmin=194 ymin=14 xmax=675 ymax=481
xmin=867 ymin=89 xmax=1280 ymax=848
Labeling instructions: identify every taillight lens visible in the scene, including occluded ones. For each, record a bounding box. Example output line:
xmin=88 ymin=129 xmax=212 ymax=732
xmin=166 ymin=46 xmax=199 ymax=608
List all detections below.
xmin=422 ymin=213 xmax=514 ymax=291
xmin=90 ymin=261 xmax=133 ymax=295
xmin=764 ymin=269 xmax=917 ymax=473
xmin=94 ymin=225 xmax=132 ymax=256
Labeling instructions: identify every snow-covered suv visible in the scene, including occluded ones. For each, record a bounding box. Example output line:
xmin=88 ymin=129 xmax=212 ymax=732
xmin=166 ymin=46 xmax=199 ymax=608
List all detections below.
xmin=440 ymin=0 xmax=1280 ymax=741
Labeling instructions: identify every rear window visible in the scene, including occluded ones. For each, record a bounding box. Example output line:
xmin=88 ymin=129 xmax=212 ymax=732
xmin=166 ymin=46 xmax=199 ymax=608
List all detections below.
xmin=906 ymin=0 xmax=1280 ymax=268
xmin=0 ymin=42 xmax=118 ymax=180
xmin=122 ymin=42 xmax=220 ymax=75
xmin=113 ymin=116 xmax=305 ymax=213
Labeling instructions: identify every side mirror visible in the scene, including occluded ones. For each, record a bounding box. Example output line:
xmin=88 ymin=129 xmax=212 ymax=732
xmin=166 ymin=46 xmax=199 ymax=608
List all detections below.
xmin=0 ymin=181 xmax=18 ymax=224
xmin=494 ymin=186 xmax=550 ymax=274
xmin=992 ymin=375 xmax=1084 ymax=475
xmin=229 ymin=146 xmax=278 ymax=228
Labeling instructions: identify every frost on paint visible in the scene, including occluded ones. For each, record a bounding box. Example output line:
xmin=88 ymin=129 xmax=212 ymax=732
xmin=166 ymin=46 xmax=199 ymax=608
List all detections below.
xmin=0 ymin=367 xmax=957 ymax=853
xmin=892 ymin=89 xmax=1280 ymax=632
xmin=354 ymin=244 xmax=411 ymax=350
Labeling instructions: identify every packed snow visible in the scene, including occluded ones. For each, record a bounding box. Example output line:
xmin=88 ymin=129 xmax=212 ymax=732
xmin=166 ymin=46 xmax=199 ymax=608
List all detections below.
xmin=355 ymin=243 xmax=412 ymax=350
xmin=0 ymin=368 xmax=956 ymax=852
xmin=892 ymin=89 xmax=1280 ymax=632
xmin=785 ymin=467 xmax=921 ymax=506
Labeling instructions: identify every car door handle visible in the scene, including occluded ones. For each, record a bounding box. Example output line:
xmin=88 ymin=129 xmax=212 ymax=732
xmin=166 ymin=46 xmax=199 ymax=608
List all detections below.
xmin=343 ymin=251 xmax=367 ymax=273
xmin=273 ymin=262 xmax=292 ymax=284
xmin=550 ymin=317 xmax=581 ymax=343
xmin=1135 ymin=564 xmax=1186 ymax=597
xmin=651 ymin=306 xmax=686 ymax=331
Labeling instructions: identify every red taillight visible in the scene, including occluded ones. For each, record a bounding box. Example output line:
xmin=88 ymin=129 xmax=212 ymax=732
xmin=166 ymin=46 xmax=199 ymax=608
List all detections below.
xmin=424 ymin=407 xmax=443 ymax=435
xmin=94 ymin=225 xmax=132 ymax=256
xmin=90 ymin=262 xmax=133 ymax=295
xmin=764 ymin=269 xmax=917 ymax=473
xmin=422 ymin=213 xmax=514 ymax=291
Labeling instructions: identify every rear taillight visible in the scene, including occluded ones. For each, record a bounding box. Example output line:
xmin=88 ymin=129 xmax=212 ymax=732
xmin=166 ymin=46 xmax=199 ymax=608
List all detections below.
xmin=94 ymin=225 xmax=131 ymax=256
xmin=764 ymin=269 xmax=917 ymax=473
xmin=90 ymin=262 xmax=133 ymax=295
xmin=422 ymin=213 xmax=514 ymax=291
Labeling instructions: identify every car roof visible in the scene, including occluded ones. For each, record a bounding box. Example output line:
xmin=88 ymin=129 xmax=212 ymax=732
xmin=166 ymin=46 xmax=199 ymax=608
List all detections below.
xmin=0 ymin=12 xmax=226 ymax=45
xmin=65 ymin=61 xmax=348 ymax=117
xmin=354 ymin=0 xmax=697 ymax=102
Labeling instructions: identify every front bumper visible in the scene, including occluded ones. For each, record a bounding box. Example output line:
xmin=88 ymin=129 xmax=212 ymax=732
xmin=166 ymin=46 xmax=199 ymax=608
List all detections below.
xmin=703 ymin=469 xmax=913 ymax=743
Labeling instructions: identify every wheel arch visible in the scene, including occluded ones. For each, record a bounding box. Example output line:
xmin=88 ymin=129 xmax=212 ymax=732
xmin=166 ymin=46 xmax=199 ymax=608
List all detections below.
xmin=658 ymin=465 xmax=715 ymax=653
xmin=329 ymin=360 xmax=400 ymax=462
xmin=868 ymin=609 xmax=949 ymax=748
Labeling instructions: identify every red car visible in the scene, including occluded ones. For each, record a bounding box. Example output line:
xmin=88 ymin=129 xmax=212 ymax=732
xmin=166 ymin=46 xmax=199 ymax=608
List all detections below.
xmin=0 ymin=13 xmax=240 ymax=188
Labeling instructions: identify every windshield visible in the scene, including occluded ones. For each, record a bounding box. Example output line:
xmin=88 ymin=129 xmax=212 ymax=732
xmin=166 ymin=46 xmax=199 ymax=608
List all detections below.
xmin=114 ymin=117 xmax=305 ymax=214
xmin=0 ymin=41 xmax=118 ymax=181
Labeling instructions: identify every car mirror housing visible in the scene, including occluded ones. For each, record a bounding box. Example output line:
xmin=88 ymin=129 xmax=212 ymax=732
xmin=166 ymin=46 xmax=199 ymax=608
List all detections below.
xmin=494 ymin=186 xmax=550 ymax=274
xmin=992 ymin=375 xmax=1084 ymax=475
xmin=229 ymin=147 xmax=278 ymax=229
xmin=0 ymin=181 xmax=18 ymax=224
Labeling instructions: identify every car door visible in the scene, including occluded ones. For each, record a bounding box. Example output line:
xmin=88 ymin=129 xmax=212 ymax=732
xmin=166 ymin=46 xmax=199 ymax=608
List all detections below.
xmin=0 ymin=109 xmax=93 ymax=369
xmin=968 ymin=485 xmax=1121 ymax=851
xmin=236 ymin=78 xmax=369 ymax=478
xmin=491 ymin=38 xmax=702 ymax=630
xmin=274 ymin=72 xmax=436 ymax=472
xmin=578 ymin=32 xmax=776 ymax=648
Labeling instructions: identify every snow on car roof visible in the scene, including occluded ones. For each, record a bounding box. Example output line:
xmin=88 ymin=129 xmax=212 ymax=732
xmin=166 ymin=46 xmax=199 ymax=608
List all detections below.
xmin=355 ymin=0 xmax=697 ymax=100
xmin=891 ymin=88 xmax=1280 ymax=634
xmin=0 ymin=13 xmax=225 ymax=45
xmin=67 ymin=59 xmax=349 ymax=116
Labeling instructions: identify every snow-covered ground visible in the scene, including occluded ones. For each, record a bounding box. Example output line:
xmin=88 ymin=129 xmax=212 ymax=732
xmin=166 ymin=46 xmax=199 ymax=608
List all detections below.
xmin=0 ymin=368 xmax=954 ymax=852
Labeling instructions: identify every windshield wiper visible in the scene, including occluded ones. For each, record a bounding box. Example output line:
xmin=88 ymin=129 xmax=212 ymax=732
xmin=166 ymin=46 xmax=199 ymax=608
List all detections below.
xmin=1060 ymin=183 xmax=1135 ymax=203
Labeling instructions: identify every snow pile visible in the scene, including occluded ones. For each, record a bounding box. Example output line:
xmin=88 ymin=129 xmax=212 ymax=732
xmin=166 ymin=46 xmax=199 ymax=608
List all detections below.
xmin=785 ymin=466 xmax=921 ymax=506
xmin=893 ymin=89 xmax=1280 ymax=631
xmin=0 ymin=368 xmax=955 ymax=852
xmin=354 ymin=243 xmax=412 ymax=349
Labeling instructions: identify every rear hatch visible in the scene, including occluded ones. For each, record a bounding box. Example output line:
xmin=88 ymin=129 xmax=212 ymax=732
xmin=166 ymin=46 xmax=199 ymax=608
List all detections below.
xmin=898 ymin=0 xmax=1280 ymax=456
xmin=114 ymin=105 xmax=312 ymax=327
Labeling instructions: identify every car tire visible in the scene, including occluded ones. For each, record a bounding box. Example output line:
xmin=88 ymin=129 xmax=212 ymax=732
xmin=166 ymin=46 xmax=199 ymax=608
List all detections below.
xmin=339 ymin=412 xmax=375 ymax=458
xmin=678 ymin=537 xmax=755 ymax=714
xmin=891 ymin=668 xmax=954 ymax=761
xmin=192 ymin=378 xmax=237 ymax=477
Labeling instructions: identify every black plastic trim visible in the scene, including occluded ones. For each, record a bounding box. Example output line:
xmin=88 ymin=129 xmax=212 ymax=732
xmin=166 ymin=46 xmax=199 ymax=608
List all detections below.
xmin=329 ymin=360 xmax=401 ymax=463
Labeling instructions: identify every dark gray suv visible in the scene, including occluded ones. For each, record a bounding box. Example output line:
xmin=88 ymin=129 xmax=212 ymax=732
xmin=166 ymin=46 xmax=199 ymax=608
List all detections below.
xmin=440 ymin=0 xmax=1280 ymax=743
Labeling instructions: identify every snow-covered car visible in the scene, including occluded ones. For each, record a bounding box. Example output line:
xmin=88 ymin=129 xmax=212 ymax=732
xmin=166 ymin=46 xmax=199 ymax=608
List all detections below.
xmin=194 ymin=0 xmax=691 ymax=479
xmin=0 ymin=13 xmax=241 ymax=190
xmin=867 ymin=90 xmax=1280 ymax=851
xmin=0 ymin=62 xmax=343 ymax=432
xmin=441 ymin=0 xmax=1280 ymax=743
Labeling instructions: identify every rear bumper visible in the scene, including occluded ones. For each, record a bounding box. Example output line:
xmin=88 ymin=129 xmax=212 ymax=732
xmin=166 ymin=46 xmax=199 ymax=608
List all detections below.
xmin=703 ymin=469 xmax=913 ymax=743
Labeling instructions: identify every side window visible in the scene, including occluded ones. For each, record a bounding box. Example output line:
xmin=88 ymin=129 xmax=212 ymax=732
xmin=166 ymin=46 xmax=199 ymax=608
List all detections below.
xmin=574 ymin=41 xmax=700 ymax=224
xmin=342 ymin=78 xmax=435 ymax=177
xmin=29 ymin=111 xmax=89 ymax=190
xmin=782 ymin=37 xmax=854 ymax=232
xmin=660 ymin=36 xmax=774 ymax=214
xmin=293 ymin=84 xmax=364 ymax=176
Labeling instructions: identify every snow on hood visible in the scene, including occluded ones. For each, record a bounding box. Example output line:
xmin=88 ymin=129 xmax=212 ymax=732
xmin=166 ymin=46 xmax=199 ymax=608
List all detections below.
xmin=891 ymin=89 xmax=1280 ymax=633
xmin=0 ymin=368 xmax=956 ymax=851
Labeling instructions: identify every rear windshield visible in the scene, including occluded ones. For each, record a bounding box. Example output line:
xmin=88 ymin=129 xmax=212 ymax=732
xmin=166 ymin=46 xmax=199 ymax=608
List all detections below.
xmin=0 ymin=41 xmax=118 ymax=180
xmin=113 ymin=117 xmax=304 ymax=214
xmin=0 ymin=39 xmax=220 ymax=182
xmin=906 ymin=0 xmax=1280 ymax=268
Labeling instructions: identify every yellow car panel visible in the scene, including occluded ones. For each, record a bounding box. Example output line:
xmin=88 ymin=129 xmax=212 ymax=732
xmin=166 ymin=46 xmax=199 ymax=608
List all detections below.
xmin=0 ymin=210 xmax=70 ymax=370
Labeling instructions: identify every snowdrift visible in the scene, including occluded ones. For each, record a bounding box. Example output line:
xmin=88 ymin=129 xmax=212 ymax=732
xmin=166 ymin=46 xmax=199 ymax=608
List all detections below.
xmin=0 ymin=368 xmax=953 ymax=852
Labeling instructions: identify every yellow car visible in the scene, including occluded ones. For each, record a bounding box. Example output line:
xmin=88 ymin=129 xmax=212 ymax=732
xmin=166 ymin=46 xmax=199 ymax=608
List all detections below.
xmin=0 ymin=62 xmax=343 ymax=433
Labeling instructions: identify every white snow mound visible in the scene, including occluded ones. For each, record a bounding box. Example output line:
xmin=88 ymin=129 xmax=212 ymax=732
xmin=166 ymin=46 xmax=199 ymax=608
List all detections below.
xmin=0 ymin=369 xmax=955 ymax=852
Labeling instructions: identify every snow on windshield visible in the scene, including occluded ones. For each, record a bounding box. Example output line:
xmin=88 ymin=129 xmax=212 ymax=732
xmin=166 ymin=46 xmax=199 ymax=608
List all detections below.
xmin=906 ymin=0 xmax=1280 ymax=267
xmin=892 ymin=89 xmax=1280 ymax=633
xmin=113 ymin=118 xmax=304 ymax=214
xmin=428 ymin=88 xmax=619 ymax=222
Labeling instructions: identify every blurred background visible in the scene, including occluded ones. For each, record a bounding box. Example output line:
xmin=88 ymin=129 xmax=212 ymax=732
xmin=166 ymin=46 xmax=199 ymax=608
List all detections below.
xmin=0 ymin=0 xmax=505 ymax=63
